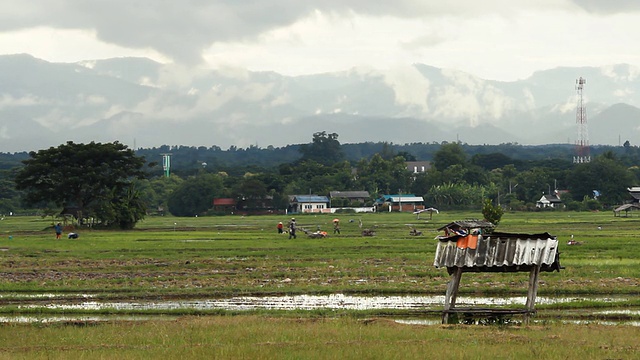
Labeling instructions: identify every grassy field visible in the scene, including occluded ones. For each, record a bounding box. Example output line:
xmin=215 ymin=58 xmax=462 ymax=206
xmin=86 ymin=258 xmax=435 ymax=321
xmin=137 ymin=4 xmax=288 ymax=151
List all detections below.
xmin=0 ymin=210 xmax=638 ymax=359
xmin=0 ymin=210 xmax=638 ymax=298
xmin=0 ymin=317 xmax=638 ymax=359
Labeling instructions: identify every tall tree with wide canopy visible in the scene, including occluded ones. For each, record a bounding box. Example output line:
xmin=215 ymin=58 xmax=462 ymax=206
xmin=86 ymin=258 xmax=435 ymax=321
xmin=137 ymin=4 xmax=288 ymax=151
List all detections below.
xmin=298 ymin=131 xmax=344 ymax=165
xmin=15 ymin=141 xmax=147 ymax=228
xmin=433 ymin=142 xmax=467 ymax=171
xmin=167 ymin=173 xmax=225 ymax=216
xmin=566 ymin=152 xmax=634 ymax=206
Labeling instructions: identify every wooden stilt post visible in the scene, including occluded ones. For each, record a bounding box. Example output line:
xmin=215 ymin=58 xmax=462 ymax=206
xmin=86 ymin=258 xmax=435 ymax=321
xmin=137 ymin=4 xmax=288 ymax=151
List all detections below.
xmin=524 ymin=264 xmax=542 ymax=324
xmin=442 ymin=266 xmax=463 ymax=324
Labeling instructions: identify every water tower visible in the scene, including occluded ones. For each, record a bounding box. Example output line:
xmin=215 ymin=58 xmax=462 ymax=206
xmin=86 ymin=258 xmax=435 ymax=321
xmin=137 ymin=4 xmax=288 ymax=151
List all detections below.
xmin=161 ymin=153 xmax=172 ymax=177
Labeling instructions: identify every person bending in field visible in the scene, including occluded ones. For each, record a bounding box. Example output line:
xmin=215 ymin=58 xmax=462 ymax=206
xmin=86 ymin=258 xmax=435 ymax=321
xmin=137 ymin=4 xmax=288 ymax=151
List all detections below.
xmin=277 ymin=222 xmax=283 ymax=234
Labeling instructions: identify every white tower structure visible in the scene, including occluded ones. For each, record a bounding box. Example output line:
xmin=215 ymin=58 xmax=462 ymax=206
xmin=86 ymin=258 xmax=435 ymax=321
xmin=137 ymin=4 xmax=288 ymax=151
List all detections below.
xmin=573 ymin=77 xmax=590 ymax=163
xmin=162 ymin=153 xmax=172 ymax=177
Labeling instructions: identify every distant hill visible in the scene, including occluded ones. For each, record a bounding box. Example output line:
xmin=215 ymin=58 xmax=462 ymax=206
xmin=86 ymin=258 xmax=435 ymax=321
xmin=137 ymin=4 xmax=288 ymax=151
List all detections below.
xmin=1 ymin=54 xmax=640 ymax=153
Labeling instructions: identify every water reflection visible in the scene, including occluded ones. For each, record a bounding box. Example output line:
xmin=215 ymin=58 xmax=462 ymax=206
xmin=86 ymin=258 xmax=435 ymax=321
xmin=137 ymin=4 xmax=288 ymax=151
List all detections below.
xmin=16 ymin=293 xmax=630 ymax=311
xmin=0 ymin=315 xmax=168 ymax=323
xmin=0 ymin=293 xmax=94 ymax=299
xmin=395 ymin=319 xmax=640 ymax=327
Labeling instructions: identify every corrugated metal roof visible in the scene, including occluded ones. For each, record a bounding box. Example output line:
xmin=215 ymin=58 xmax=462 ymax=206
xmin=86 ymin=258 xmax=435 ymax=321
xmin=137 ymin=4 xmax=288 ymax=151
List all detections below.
xmin=538 ymin=194 xmax=562 ymax=203
xmin=433 ymin=232 xmax=560 ymax=272
xmin=614 ymin=203 xmax=640 ymax=212
xmin=292 ymin=195 xmax=329 ymax=203
xmin=375 ymin=195 xmax=424 ymax=205
xmin=437 ymin=220 xmax=494 ymax=231
xmin=389 ymin=196 xmax=424 ymax=202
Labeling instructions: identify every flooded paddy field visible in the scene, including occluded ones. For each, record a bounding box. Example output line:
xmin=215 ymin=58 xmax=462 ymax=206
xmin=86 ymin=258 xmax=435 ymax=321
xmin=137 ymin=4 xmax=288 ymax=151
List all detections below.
xmin=0 ymin=212 xmax=638 ymax=335
xmin=9 ymin=293 xmax=629 ymax=311
xmin=2 ymin=293 xmax=637 ymax=326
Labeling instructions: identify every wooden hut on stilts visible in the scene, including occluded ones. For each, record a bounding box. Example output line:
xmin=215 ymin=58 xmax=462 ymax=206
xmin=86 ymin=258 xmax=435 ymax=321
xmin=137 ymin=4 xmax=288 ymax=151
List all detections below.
xmin=434 ymin=220 xmax=562 ymax=324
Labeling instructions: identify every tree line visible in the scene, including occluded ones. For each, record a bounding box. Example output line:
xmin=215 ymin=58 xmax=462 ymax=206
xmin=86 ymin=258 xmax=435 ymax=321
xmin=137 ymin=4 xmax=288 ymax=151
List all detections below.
xmin=2 ymin=132 xmax=640 ymax=227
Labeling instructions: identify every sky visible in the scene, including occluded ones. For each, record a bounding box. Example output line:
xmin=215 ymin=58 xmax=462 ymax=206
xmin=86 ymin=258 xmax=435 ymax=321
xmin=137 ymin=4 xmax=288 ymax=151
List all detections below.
xmin=1 ymin=1 xmax=640 ymax=82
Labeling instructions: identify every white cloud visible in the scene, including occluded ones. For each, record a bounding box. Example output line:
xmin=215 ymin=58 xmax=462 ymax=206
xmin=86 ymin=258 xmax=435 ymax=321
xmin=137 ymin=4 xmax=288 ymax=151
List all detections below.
xmin=34 ymin=108 xmax=75 ymax=130
xmin=0 ymin=94 xmax=44 ymax=108
xmin=0 ymin=27 xmax=168 ymax=64
xmin=77 ymin=94 xmax=107 ymax=105
xmin=271 ymin=93 xmax=291 ymax=106
xmin=1 ymin=2 xmax=640 ymax=81
xmin=383 ymin=66 xmax=431 ymax=114
xmin=601 ymin=65 xmax=640 ymax=82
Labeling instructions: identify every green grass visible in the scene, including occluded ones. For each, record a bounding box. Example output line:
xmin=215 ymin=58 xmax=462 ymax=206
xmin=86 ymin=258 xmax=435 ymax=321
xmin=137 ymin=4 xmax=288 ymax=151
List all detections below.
xmin=0 ymin=317 xmax=637 ymax=359
xmin=0 ymin=211 xmax=639 ymax=358
xmin=0 ymin=211 xmax=638 ymax=299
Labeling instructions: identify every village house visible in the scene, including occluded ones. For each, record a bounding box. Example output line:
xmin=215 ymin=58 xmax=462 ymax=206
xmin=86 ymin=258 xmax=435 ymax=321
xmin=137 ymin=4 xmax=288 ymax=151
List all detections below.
xmin=613 ymin=187 xmax=640 ymax=216
xmin=405 ymin=161 xmax=432 ymax=174
xmin=375 ymin=194 xmax=425 ymax=212
xmin=627 ymin=187 xmax=640 ymax=203
xmin=212 ymin=198 xmax=236 ymax=214
xmin=536 ymin=193 xmax=563 ymax=208
xmin=288 ymin=195 xmax=330 ymax=214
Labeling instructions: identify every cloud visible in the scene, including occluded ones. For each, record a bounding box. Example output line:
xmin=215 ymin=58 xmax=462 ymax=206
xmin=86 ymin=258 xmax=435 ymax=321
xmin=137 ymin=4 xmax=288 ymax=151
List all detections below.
xmin=600 ymin=64 xmax=640 ymax=82
xmin=0 ymin=1 xmax=583 ymax=67
xmin=570 ymin=0 xmax=640 ymax=14
xmin=399 ymin=34 xmax=447 ymax=51
xmin=0 ymin=94 xmax=44 ymax=109
xmin=33 ymin=108 xmax=75 ymax=130
xmin=383 ymin=66 xmax=431 ymax=114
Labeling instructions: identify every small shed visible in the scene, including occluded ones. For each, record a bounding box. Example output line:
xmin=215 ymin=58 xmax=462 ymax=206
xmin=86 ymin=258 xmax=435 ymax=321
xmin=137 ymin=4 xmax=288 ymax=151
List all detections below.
xmin=434 ymin=220 xmax=561 ymax=324
xmin=613 ymin=203 xmax=640 ymax=217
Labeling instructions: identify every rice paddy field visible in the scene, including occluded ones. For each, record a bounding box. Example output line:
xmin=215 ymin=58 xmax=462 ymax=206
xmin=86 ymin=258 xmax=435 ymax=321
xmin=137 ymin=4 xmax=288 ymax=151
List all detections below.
xmin=0 ymin=210 xmax=638 ymax=359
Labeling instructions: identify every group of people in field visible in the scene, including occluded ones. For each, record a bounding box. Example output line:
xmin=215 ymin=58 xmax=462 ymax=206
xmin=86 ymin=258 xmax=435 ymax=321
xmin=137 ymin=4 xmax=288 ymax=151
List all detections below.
xmin=276 ymin=218 xmax=298 ymax=239
xmin=277 ymin=218 xmax=340 ymax=239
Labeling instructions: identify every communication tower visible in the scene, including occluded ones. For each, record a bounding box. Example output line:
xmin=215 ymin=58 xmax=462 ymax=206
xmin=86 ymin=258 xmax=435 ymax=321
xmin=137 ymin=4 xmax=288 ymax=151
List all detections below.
xmin=161 ymin=153 xmax=172 ymax=177
xmin=573 ymin=77 xmax=590 ymax=163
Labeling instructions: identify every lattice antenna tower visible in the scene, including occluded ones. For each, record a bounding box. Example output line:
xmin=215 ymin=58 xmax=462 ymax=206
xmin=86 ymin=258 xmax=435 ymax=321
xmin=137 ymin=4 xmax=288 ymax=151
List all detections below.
xmin=161 ymin=153 xmax=172 ymax=177
xmin=573 ymin=77 xmax=590 ymax=163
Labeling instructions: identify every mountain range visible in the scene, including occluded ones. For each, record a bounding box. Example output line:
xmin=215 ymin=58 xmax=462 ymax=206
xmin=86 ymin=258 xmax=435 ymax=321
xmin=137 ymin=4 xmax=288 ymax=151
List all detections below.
xmin=1 ymin=54 xmax=639 ymax=153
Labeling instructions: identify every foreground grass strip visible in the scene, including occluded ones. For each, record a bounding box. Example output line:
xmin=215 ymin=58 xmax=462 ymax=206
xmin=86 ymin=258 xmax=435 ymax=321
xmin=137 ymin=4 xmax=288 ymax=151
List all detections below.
xmin=0 ymin=316 xmax=637 ymax=359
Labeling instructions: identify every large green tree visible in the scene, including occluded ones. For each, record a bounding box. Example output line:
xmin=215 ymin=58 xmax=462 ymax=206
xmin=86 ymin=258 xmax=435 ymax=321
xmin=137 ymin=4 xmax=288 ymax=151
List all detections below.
xmin=298 ymin=131 xmax=344 ymax=165
xmin=433 ymin=142 xmax=467 ymax=171
xmin=566 ymin=152 xmax=634 ymax=206
xmin=355 ymin=154 xmax=410 ymax=196
xmin=167 ymin=174 xmax=225 ymax=216
xmin=14 ymin=141 xmax=147 ymax=228
xmin=0 ymin=169 xmax=21 ymax=214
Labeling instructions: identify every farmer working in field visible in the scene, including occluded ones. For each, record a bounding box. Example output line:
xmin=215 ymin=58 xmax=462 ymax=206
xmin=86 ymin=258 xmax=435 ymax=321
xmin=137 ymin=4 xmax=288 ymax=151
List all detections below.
xmin=288 ymin=218 xmax=297 ymax=239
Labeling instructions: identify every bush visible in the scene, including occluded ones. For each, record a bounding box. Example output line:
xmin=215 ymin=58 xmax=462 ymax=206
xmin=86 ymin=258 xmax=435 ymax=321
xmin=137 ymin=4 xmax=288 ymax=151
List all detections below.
xmin=482 ymin=198 xmax=504 ymax=226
